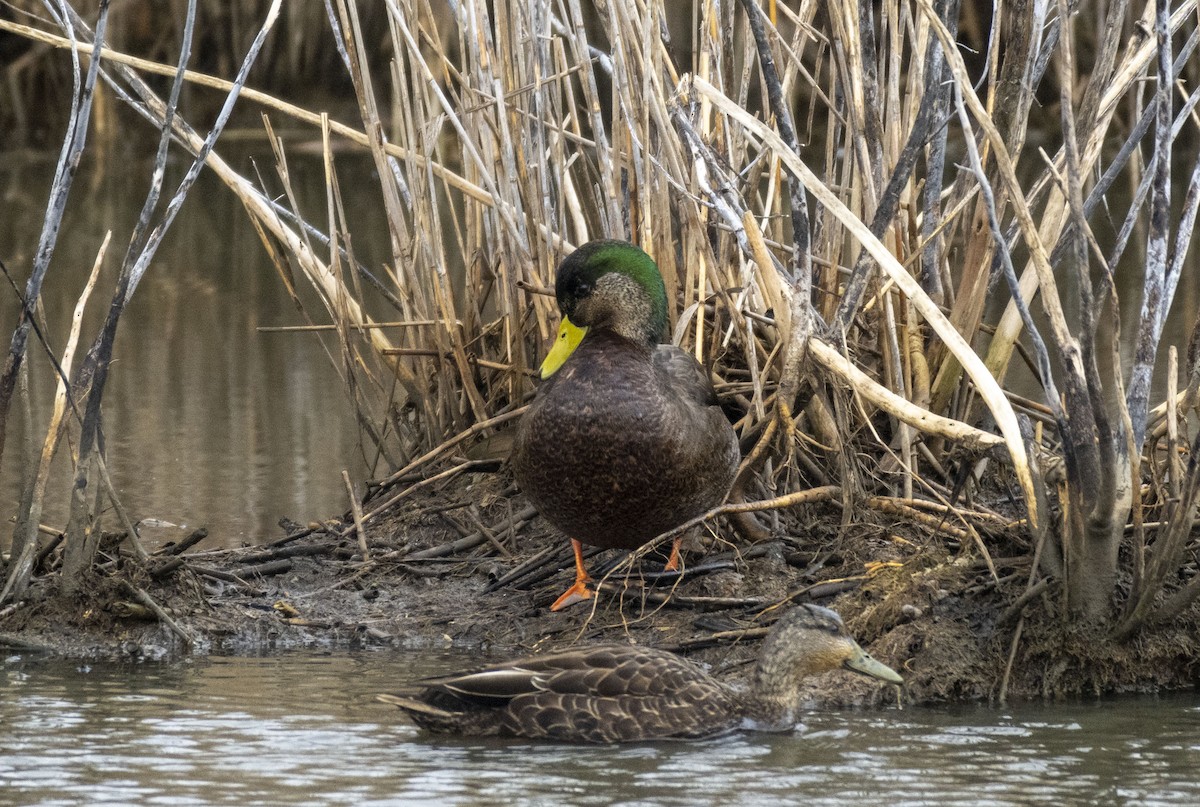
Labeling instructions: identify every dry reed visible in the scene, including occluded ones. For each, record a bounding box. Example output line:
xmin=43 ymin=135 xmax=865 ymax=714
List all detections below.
xmin=4 ymin=1 xmax=1200 ymax=638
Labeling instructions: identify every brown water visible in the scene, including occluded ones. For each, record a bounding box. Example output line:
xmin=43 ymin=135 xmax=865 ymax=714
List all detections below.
xmin=1 ymin=650 xmax=1198 ymax=805
xmin=1 ymin=142 xmax=389 ymax=546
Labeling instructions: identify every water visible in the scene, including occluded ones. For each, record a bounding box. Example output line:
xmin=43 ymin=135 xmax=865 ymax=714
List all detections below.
xmin=1 ymin=651 xmax=1197 ymax=806
xmin=1 ymin=140 xmax=388 ymax=546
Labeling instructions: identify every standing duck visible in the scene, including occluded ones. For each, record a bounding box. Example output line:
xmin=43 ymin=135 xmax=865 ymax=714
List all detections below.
xmin=512 ymin=240 xmax=740 ymax=610
xmin=378 ymin=603 xmax=903 ymax=743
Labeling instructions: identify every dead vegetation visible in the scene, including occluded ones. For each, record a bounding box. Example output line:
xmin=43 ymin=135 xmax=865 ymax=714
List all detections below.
xmin=2 ymin=0 xmax=1200 ymax=698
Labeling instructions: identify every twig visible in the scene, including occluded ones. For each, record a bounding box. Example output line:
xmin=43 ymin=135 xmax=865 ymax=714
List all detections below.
xmin=230 ymin=559 xmax=294 ymax=579
xmin=34 ymin=532 xmax=65 ymax=571
xmin=399 ymin=506 xmax=538 ymax=562
xmin=865 ymin=497 xmax=968 ymax=540
xmin=233 ymin=544 xmax=332 ymax=565
xmin=0 ymin=3 xmax=108 ymax=467
xmin=370 ymin=409 xmax=526 ymax=493
xmin=156 ymin=528 xmax=209 ymax=557
xmin=342 ymin=470 xmax=370 ymax=561
xmin=665 ymin=625 xmax=770 ymax=653
xmin=263 ymin=525 xmax=320 ymax=549
xmin=998 ymin=617 xmax=1023 ymax=706
xmin=996 ymin=577 xmax=1055 ymax=628
xmin=483 ymin=542 xmax=567 ymax=592
xmin=592 ymin=579 xmax=767 ymax=611
xmin=467 ymin=506 xmax=513 ymax=559
xmin=188 ymin=565 xmax=264 ymax=595
xmin=351 ymin=460 xmax=498 ymax=535
xmin=257 ymin=320 xmax=453 ymax=332
xmin=118 ymin=580 xmax=194 ymax=647
xmin=790 ymin=578 xmax=864 ymax=601
xmin=96 ymin=455 xmax=150 ymax=561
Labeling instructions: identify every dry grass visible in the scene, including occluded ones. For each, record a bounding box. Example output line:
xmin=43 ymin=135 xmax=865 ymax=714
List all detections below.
xmin=4 ymin=1 xmax=1200 ymax=637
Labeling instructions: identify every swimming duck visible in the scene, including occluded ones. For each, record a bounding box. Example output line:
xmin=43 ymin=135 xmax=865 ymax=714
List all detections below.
xmin=512 ymin=240 xmax=740 ymax=610
xmin=378 ymin=603 xmax=903 ymax=743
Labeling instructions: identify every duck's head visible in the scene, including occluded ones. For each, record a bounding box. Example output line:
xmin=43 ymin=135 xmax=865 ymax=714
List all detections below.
xmin=743 ymin=603 xmax=901 ymax=729
xmin=756 ymin=603 xmax=903 ymax=689
xmin=539 ymin=240 xmax=669 ymax=378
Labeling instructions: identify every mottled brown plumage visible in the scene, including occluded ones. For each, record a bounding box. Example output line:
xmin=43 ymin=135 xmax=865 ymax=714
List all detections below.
xmin=378 ymin=604 xmax=904 ymax=743
xmin=511 ymin=240 xmax=740 ymax=607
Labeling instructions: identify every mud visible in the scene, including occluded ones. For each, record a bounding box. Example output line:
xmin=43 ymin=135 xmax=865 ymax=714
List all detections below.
xmin=2 ymin=471 xmax=1198 ymax=704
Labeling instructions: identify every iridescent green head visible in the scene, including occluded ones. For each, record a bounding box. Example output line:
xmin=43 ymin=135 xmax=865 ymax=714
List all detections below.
xmin=540 ymin=240 xmax=670 ymax=378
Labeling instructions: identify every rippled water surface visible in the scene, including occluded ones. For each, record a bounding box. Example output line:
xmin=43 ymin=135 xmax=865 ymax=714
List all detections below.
xmin=2 ymin=652 xmax=1198 ymax=806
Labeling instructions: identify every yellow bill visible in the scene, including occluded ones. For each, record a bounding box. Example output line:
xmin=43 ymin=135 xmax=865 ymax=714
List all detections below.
xmin=540 ymin=316 xmax=588 ymax=378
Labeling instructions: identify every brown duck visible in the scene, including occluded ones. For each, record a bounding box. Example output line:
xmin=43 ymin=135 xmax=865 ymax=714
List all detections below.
xmin=512 ymin=240 xmax=740 ymax=610
xmin=378 ymin=603 xmax=903 ymax=743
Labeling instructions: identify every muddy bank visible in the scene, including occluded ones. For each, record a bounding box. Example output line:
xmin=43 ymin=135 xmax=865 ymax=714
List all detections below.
xmin=2 ymin=472 xmax=1198 ymax=704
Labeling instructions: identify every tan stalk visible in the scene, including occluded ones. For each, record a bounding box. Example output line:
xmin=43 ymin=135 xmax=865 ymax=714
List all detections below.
xmin=0 ymin=235 xmax=110 ymax=605
xmin=981 ymin=0 xmax=1197 ymax=380
xmin=690 ymin=75 xmax=1037 ymax=520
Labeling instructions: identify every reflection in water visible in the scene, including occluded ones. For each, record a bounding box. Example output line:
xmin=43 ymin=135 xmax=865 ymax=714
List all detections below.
xmin=1 ymin=144 xmax=389 ymax=545
xmin=1 ymin=652 xmax=1198 ymax=806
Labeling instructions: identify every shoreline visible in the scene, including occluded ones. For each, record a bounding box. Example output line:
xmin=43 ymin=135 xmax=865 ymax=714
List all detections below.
xmin=3 ymin=475 xmax=1198 ymax=705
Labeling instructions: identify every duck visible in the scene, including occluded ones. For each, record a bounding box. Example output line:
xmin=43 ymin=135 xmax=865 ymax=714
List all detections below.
xmin=512 ymin=240 xmax=740 ymax=610
xmin=378 ymin=603 xmax=903 ymax=743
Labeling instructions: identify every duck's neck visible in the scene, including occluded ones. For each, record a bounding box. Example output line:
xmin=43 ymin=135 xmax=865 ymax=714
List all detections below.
xmin=584 ymin=273 xmax=664 ymax=347
xmin=579 ymin=328 xmax=654 ymax=357
xmin=741 ymin=659 xmax=811 ymax=731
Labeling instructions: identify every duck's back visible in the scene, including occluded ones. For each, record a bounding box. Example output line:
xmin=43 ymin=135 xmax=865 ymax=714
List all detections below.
xmin=514 ymin=330 xmax=739 ymax=551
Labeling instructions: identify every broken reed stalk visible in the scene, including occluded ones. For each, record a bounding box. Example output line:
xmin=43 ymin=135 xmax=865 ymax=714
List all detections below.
xmin=342 ymin=470 xmax=370 ymax=562
xmin=0 ymin=3 xmax=110 ymax=603
xmin=0 ymin=2 xmax=108 ymax=492
xmin=0 ymin=233 xmax=108 ymax=604
xmin=119 ymin=580 xmax=195 ymax=648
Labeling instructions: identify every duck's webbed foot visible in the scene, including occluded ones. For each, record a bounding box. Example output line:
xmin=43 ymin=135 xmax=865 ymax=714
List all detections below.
xmin=551 ymin=538 xmax=596 ymax=611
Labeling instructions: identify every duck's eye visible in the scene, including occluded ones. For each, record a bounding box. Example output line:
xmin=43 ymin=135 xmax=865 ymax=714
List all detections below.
xmin=576 ymin=281 xmax=592 ymax=296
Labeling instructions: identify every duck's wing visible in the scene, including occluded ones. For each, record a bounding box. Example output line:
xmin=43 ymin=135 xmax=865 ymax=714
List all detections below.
xmin=378 ymin=653 xmax=577 ymax=736
xmin=418 ymin=645 xmax=689 ymax=702
xmin=509 ymin=646 xmax=742 ymax=742
xmin=652 ymin=344 xmax=722 ymax=407
xmin=651 ymin=345 xmax=740 ymax=493
xmin=392 ymin=645 xmax=742 ymax=742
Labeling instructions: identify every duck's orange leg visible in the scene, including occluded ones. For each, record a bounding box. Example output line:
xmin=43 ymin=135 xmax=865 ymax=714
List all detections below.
xmin=662 ymin=535 xmax=684 ymax=572
xmin=551 ymin=539 xmax=595 ymax=611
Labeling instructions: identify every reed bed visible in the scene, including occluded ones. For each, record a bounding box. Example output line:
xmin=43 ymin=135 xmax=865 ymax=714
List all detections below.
xmin=3 ymin=0 xmax=1200 ymax=644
